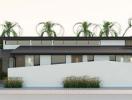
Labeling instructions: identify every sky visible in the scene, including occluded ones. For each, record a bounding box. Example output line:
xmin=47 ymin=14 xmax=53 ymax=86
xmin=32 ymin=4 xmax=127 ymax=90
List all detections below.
xmin=0 ymin=0 xmax=132 ymax=36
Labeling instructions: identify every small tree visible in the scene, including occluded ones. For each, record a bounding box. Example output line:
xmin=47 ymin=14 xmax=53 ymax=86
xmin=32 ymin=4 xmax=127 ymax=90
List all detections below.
xmin=99 ymin=21 xmax=121 ymax=37
xmin=0 ymin=21 xmax=22 ymax=37
xmin=36 ymin=21 xmax=64 ymax=37
xmin=122 ymin=18 xmax=132 ymax=37
xmin=73 ymin=21 xmax=98 ymax=37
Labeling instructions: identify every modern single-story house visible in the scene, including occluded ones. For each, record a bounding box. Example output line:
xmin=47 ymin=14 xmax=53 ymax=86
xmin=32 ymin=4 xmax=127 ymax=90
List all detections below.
xmin=1 ymin=36 xmax=132 ymax=73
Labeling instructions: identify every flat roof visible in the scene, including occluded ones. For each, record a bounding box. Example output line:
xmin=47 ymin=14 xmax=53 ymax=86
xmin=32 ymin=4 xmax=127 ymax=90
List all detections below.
xmin=1 ymin=36 xmax=132 ymax=40
xmin=11 ymin=46 xmax=132 ymax=55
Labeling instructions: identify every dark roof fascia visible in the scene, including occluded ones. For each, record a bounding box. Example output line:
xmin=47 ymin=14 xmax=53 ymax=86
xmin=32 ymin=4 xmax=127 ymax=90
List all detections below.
xmin=10 ymin=46 xmax=132 ymax=55
xmin=11 ymin=53 xmax=132 ymax=55
xmin=1 ymin=37 xmax=132 ymax=40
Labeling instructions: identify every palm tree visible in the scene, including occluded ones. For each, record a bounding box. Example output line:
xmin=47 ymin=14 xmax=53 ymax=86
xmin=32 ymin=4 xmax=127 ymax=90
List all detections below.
xmin=122 ymin=18 xmax=132 ymax=37
xmin=73 ymin=21 xmax=95 ymax=37
xmin=36 ymin=21 xmax=64 ymax=37
xmin=99 ymin=21 xmax=121 ymax=37
xmin=0 ymin=21 xmax=22 ymax=37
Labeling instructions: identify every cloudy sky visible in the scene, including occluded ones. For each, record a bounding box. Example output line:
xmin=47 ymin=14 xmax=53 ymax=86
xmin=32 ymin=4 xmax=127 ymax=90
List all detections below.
xmin=0 ymin=0 xmax=132 ymax=36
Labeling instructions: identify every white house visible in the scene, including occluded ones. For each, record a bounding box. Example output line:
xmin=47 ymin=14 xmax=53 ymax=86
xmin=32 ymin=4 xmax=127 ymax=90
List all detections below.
xmin=1 ymin=37 xmax=132 ymax=87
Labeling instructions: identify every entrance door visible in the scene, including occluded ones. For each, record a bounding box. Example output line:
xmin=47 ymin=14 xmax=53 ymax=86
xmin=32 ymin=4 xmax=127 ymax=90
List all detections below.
xmin=72 ymin=55 xmax=82 ymax=63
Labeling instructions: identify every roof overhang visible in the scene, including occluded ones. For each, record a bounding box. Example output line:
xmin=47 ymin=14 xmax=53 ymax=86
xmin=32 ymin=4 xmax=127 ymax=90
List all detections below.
xmin=11 ymin=46 xmax=132 ymax=55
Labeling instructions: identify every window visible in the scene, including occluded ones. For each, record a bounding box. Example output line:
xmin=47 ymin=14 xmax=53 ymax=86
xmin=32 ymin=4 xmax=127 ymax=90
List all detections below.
xmin=9 ymin=57 xmax=15 ymax=68
xmin=31 ymin=40 xmax=41 ymax=46
xmin=72 ymin=55 xmax=82 ymax=63
xmin=25 ymin=55 xmax=34 ymax=66
xmin=18 ymin=40 xmax=30 ymax=45
xmin=51 ymin=55 xmax=66 ymax=64
xmin=88 ymin=55 xmax=94 ymax=61
xmin=88 ymin=40 xmax=100 ymax=46
xmin=125 ymin=40 xmax=132 ymax=46
xmin=109 ymin=55 xmax=116 ymax=61
xmin=63 ymin=40 xmax=77 ymax=46
xmin=34 ymin=55 xmax=40 ymax=66
xmin=116 ymin=55 xmax=125 ymax=62
xmin=42 ymin=40 xmax=52 ymax=46
xmin=53 ymin=40 xmax=64 ymax=46
xmin=5 ymin=40 xmax=18 ymax=45
xmin=76 ymin=41 xmax=88 ymax=46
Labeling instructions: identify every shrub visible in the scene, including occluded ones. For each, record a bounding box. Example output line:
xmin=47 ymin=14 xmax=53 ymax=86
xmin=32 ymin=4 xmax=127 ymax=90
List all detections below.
xmin=4 ymin=77 xmax=23 ymax=88
xmin=0 ymin=72 xmax=7 ymax=80
xmin=63 ymin=76 xmax=101 ymax=88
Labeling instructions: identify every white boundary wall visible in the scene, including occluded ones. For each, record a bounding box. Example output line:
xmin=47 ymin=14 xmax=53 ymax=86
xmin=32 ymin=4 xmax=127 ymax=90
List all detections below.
xmin=8 ymin=61 xmax=132 ymax=87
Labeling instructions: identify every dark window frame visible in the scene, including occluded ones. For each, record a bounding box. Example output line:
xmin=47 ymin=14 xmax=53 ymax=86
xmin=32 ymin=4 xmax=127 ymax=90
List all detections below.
xmin=87 ymin=55 xmax=94 ymax=62
xmin=34 ymin=55 xmax=40 ymax=66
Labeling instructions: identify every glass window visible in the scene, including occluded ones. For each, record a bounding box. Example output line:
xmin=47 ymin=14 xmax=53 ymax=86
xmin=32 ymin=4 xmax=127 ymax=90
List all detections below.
xmin=6 ymin=40 xmax=18 ymax=45
xmin=9 ymin=57 xmax=15 ymax=68
xmin=109 ymin=55 xmax=116 ymax=61
xmin=42 ymin=40 xmax=52 ymax=46
xmin=63 ymin=40 xmax=77 ymax=46
xmin=88 ymin=55 xmax=94 ymax=61
xmin=31 ymin=40 xmax=41 ymax=46
xmin=34 ymin=55 xmax=40 ymax=66
xmin=125 ymin=40 xmax=132 ymax=46
xmin=51 ymin=55 xmax=66 ymax=64
xmin=18 ymin=40 xmax=30 ymax=45
xmin=72 ymin=55 xmax=82 ymax=63
xmin=76 ymin=41 xmax=88 ymax=46
xmin=25 ymin=55 xmax=34 ymax=66
xmin=53 ymin=40 xmax=64 ymax=46
xmin=88 ymin=40 xmax=100 ymax=46
xmin=116 ymin=55 xmax=124 ymax=62
xmin=116 ymin=55 xmax=132 ymax=62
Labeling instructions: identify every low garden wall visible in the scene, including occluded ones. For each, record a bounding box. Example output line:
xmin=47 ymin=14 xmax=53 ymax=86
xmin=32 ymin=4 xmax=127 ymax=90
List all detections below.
xmin=8 ymin=61 xmax=132 ymax=87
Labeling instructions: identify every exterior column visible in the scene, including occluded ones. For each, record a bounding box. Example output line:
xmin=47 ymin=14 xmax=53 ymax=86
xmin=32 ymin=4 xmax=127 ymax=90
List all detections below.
xmin=66 ymin=55 xmax=71 ymax=63
xmin=83 ymin=55 xmax=87 ymax=62
xmin=30 ymin=40 xmax=32 ymax=46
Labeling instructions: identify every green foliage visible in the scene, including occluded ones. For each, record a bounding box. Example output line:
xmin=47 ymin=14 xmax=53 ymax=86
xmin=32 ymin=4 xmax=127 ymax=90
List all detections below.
xmin=0 ymin=21 xmax=22 ymax=37
xmin=63 ymin=76 xmax=101 ymax=88
xmin=73 ymin=21 xmax=94 ymax=37
xmin=0 ymin=72 xmax=7 ymax=80
xmin=99 ymin=21 xmax=118 ymax=37
xmin=4 ymin=77 xmax=23 ymax=88
xmin=36 ymin=21 xmax=64 ymax=37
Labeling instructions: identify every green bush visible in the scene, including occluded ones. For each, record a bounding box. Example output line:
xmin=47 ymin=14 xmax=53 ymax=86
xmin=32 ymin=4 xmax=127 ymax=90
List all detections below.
xmin=0 ymin=72 xmax=7 ymax=80
xmin=63 ymin=76 xmax=101 ymax=88
xmin=4 ymin=77 xmax=23 ymax=88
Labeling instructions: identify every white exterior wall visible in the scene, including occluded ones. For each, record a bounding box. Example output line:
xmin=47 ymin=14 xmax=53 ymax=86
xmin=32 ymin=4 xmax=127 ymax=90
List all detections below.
xmin=66 ymin=55 xmax=71 ymax=63
xmin=2 ymin=93 xmax=132 ymax=100
xmin=3 ymin=45 xmax=20 ymax=49
xmin=94 ymin=55 xmax=109 ymax=61
xmin=101 ymin=40 xmax=125 ymax=45
xmin=8 ymin=61 xmax=132 ymax=87
xmin=1 ymin=92 xmax=132 ymax=100
xmin=40 ymin=55 xmax=51 ymax=65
